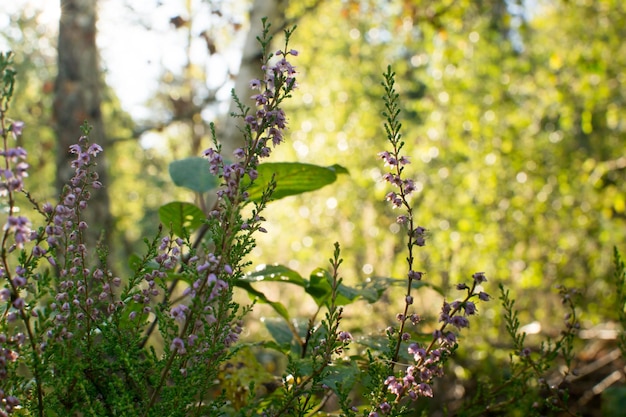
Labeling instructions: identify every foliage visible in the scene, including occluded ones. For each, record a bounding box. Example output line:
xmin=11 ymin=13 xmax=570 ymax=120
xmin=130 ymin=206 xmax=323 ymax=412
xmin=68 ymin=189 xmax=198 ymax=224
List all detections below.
xmin=1 ymin=7 xmax=626 ymax=417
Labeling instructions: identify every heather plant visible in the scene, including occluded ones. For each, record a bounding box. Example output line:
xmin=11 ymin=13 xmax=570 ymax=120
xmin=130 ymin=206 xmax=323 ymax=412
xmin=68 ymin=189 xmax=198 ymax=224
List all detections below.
xmin=0 ymin=19 xmax=618 ymax=417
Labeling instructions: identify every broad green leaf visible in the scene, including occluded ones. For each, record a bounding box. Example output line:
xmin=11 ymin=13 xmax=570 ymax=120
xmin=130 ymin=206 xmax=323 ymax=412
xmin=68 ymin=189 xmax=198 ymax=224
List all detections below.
xmin=168 ymin=157 xmax=217 ymax=193
xmin=234 ymin=281 xmax=291 ymax=321
xmin=319 ymin=362 xmax=360 ymax=392
xmin=352 ymin=335 xmax=389 ymax=352
xmin=306 ymin=268 xmax=333 ymax=306
xmin=236 ymin=266 xmax=309 ymax=320
xmin=158 ymin=202 xmax=205 ymax=237
xmin=306 ymin=268 xmax=360 ymax=307
xmin=241 ymin=264 xmax=308 ymax=286
xmin=262 ymin=317 xmax=295 ymax=348
xmin=246 ymin=162 xmax=348 ymax=202
xmin=327 ymin=163 xmax=350 ymax=175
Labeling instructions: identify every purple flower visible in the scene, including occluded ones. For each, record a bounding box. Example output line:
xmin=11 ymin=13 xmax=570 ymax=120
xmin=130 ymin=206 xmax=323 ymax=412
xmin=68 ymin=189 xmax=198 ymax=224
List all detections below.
xmin=249 ymin=79 xmax=261 ymax=90
xmin=338 ymin=331 xmax=352 ymax=342
xmin=4 ymin=216 xmax=32 ymax=247
xmin=10 ymin=121 xmax=25 ymax=137
xmin=409 ymin=314 xmax=421 ymax=325
xmin=170 ymin=304 xmax=188 ymax=322
xmin=170 ymin=337 xmax=186 ymax=354
xmin=417 ymin=382 xmax=433 ymax=397
xmin=472 ymin=272 xmax=487 ymax=284
xmin=396 ymin=215 xmax=408 ymax=224
xmin=233 ymin=148 xmax=246 ymax=159
xmin=464 ymin=301 xmax=477 ymax=315
xmin=449 ymin=315 xmax=470 ymax=329
xmin=478 ymin=291 xmax=490 ymax=301
xmin=408 ymin=270 xmax=422 ymax=281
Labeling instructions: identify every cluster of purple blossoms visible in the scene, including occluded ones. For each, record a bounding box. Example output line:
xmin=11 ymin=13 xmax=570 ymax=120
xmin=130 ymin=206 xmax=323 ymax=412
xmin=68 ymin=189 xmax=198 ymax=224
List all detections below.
xmin=0 ymin=121 xmax=28 ymax=197
xmin=167 ymin=250 xmax=235 ymax=358
xmin=39 ymin=137 xmax=126 ymax=340
xmin=128 ymin=236 xmax=185 ymax=321
xmin=202 ymin=48 xmax=297 ymax=203
xmin=44 ymin=136 xmax=102 ymax=249
xmin=379 ymin=151 xmax=416 ymax=209
xmin=0 ymin=333 xmax=20 ymax=415
xmin=384 ymin=272 xmax=490 ymax=406
xmin=0 ymin=122 xmax=34 ymax=251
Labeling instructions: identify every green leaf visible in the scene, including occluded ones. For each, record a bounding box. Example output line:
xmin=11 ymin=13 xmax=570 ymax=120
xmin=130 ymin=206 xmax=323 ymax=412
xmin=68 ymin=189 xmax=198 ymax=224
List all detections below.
xmin=168 ymin=157 xmax=217 ymax=193
xmin=262 ymin=317 xmax=295 ymax=348
xmin=306 ymin=268 xmax=333 ymax=306
xmin=240 ymin=264 xmax=308 ymax=286
xmin=236 ymin=266 xmax=308 ymax=320
xmin=158 ymin=202 xmax=205 ymax=237
xmin=602 ymin=386 xmax=626 ymax=417
xmin=319 ymin=361 xmax=360 ymax=392
xmin=305 ymin=268 xmax=359 ymax=307
xmin=234 ymin=281 xmax=291 ymax=321
xmin=246 ymin=162 xmax=348 ymax=202
xmin=327 ymin=163 xmax=350 ymax=175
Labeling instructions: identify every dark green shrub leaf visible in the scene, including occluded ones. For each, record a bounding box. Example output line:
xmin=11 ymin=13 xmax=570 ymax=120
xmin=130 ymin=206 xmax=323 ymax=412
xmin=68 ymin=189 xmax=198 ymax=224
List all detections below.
xmin=262 ymin=317 xmax=295 ymax=349
xmin=602 ymin=386 xmax=626 ymax=417
xmin=306 ymin=268 xmax=359 ymax=307
xmin=235 ymin=281 xmax=290 ymax=321
xmin=240 ymin=264 xmax=307 ymax=286
xmin=319 ymin=361 xmax=360 ymax=392
xmin=246 ymin=162 xmax=348 ymax=202
xmin=168 ymin=157 xmax=217 ymax=193
xmin=158 ymin=201 xmax=205 ymax=237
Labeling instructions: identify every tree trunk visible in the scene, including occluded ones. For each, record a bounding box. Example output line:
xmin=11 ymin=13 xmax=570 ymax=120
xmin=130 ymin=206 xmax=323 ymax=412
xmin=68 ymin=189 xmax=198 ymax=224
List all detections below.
xmin=54 ymin=0 xmax=112 ymax=248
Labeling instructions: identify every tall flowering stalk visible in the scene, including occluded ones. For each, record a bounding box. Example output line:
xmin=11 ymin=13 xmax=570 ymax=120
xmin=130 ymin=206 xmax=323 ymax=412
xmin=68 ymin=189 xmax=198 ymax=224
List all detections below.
xmin=142 ymin=19 xmax=299 ymax=415
xmin=0 ymin=21 xmax=300 ymax=415
xmin=368 ymin=67 xmax=490 ymax=415
xmin=0 ymin=51 xmax=38 ymax=417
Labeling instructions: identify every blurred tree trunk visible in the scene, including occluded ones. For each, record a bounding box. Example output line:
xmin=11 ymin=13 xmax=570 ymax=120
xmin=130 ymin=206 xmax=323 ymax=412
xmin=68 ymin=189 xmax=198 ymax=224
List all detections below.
xmin=54 ymin=0 xmax=112 ymax=247
xmin=221 ymin=0 xmax=286 ymax=156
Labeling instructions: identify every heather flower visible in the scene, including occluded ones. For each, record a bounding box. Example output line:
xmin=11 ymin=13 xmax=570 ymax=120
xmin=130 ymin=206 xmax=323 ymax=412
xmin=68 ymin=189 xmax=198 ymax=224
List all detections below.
xmin=449 ymin=315 xmax=470 ymax=329
xmin=249 ymin=79 xmax=261 ymax=90
xmin=170 ymin=337 xmax=186 ymax=355
xmin=464 ymin=301 xmax=477 ymax=315
xmin=4 ymin=216 xmax=32 ymax=248
xmin=170 ymin=304 xmax=188 ymax=322
xmin=472 ymin=272 xmax=487 ymax=284
xmin=408 ymin=270 xmax=422 ymax=281
xmin=338 ymin=331 xmax=352 ymax=342
xmin=10 ymin=120 xmax=24 ymax=137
